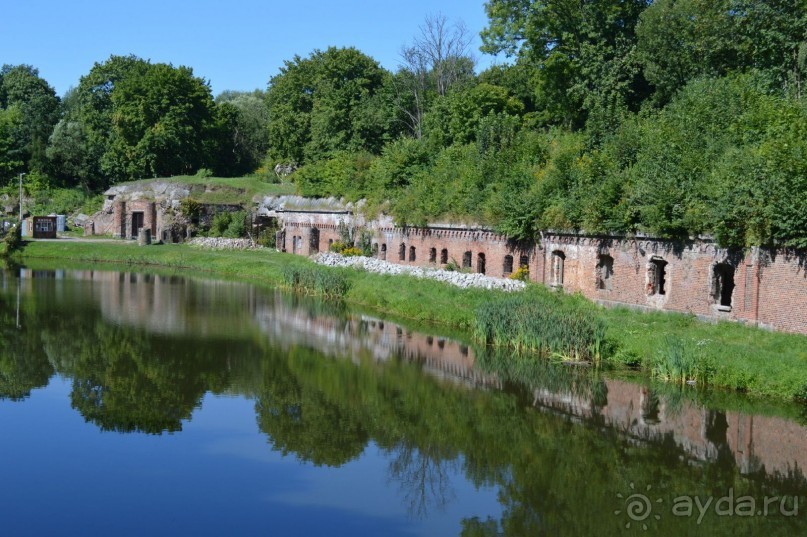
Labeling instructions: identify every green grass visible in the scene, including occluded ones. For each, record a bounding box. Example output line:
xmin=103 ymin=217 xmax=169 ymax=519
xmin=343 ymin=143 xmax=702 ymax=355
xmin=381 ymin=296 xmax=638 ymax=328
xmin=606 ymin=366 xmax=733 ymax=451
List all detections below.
xmin=12 ymin=240 xmax=807 ymax=401
xmin=604 ymin=307 xmax=807 ymax=400
xmin=118 ymin=176 xmax=296 ymax=205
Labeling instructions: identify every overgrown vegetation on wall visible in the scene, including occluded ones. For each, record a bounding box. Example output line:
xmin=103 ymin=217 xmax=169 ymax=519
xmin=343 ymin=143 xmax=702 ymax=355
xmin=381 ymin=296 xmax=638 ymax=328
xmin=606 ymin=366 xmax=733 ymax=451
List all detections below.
xmin=2 ymin=2 xmax=805 ymax=247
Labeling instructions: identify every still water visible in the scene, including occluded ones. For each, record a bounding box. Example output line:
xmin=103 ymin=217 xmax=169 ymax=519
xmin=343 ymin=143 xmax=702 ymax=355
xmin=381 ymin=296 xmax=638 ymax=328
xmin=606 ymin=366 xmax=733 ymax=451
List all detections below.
xmin=1 ymin=267 xmax=806 ymax=536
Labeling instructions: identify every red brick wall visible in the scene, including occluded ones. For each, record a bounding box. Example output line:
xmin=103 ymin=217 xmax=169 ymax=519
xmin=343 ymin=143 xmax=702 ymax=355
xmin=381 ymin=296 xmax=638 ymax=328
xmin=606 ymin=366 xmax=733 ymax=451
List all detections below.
xmin=279 ymin=211 xmax=807 ymax=335
xmin=113 ymin=201 xmax=157 ymax=239
xmin=755 ymin=251 xmax=807 ymax=334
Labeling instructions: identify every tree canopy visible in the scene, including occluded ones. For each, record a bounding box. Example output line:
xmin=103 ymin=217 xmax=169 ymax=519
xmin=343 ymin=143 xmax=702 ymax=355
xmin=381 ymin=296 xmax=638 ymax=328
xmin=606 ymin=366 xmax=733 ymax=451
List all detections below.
xmin=2 ymin=5 xmax=806 ymax=248
xmin=265 ymin=47 xmax=401 ymax=165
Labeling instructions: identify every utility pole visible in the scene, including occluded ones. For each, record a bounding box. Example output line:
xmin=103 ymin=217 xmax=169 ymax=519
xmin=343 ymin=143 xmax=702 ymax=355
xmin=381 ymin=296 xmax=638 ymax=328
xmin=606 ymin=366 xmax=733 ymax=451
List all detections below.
xmin=19 ymin=172 xmax=26 ymax=225
xmin=16 ymin=274 xmax=21 ymax=329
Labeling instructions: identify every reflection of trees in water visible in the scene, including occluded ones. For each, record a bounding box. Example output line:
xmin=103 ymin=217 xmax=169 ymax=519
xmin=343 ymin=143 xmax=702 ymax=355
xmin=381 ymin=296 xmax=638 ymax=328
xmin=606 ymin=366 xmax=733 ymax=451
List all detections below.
xmin=255 ymin=347 xmax=370 ymax=467
xmin=5 ymin=268 xmax=807 ymax=536
xmin=39 ymin=312 xmax=260 ymax=434
xmin=56 ymin=323 xmax=212 ymax=434
xmin=0 ymin=330 xmax=53 ymax=401
xmin=461 ymin=516 xmax=502 ymax=537
xmin=387 ymin=441 xmax=458 ymax=519
xmin=0 ymin=283 xmax=53 ymax=401
xmin=255 ymin=388 xmax=370 ymax=467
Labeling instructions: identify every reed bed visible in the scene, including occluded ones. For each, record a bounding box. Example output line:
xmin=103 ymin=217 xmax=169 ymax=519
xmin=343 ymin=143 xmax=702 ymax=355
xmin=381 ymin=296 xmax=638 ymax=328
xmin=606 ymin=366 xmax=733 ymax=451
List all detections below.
xmin=651 ymin=336 xmax=714 ymax=386
xmin=473 ymin=291 xmax=606 ymax=363
xmin=281 ymin=265 xmax=351 ymax=299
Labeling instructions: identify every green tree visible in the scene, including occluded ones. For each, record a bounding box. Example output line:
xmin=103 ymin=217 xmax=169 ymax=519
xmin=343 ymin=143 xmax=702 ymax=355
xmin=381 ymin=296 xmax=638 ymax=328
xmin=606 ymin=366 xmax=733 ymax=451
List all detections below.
xmin=0 ymin=106 xmax=24 ymax=178
xmin=73 ymin=55 xmax=151 ymax=189
xmin=734 ymin=0 xmax=807 ymax=97
xmin=292 ymin=151 xmax=375 ymax=199
xmin=637 ymin=0 xmax=807 ymax=103
xmin=394 ymin=14 xmax=477 ymax=138
xmin=0 ymin=64 xmax=60 ymax=177
xmin=266 ymin=47 xmax=399 ymax=164
xmin=45 ymin=120 xmax=90 ymax=187
xmin=423 ymin=82 xmax=524 ymax=146
xmin=636 ymin=0 xmax=745 ymax=104
xmin=215 ymin=90 xmax=270 ymax=174
xmin=481 ymin=0 xmax=651 ymax=129
xmin=103 ymin=62 xmax=217 ymax=180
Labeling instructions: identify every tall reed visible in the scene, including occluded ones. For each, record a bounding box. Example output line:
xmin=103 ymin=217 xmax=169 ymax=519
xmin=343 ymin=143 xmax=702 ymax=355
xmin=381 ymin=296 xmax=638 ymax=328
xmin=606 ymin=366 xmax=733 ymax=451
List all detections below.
xmin=651 ymin=336 xmax=712 ymax=386
xmin=281 ymin=265 xmax=351 ymax=299
xmin=473 ymin=292 xmax=607 ymax=363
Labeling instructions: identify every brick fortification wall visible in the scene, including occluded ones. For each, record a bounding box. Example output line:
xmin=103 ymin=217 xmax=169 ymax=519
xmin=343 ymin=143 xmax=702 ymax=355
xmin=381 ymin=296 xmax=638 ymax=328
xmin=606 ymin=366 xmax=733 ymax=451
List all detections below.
xmin=279 ymin=210 xmax=807 ymax=335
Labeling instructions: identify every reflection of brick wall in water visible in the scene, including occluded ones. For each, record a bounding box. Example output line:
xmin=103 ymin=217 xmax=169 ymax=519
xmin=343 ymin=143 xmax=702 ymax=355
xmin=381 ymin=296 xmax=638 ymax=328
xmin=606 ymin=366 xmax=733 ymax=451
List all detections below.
xmin=532 ymin=378 xmax=807 ymax=479
xmin=18 ymin=268 xmax=806 ymax=481
xmin=279 ymin=210 xmax=807 ymax=335
xmin=726 ymin=413 xmax=807 ymax=477
xmin=254 ymin=298 xmax=499 ymax=389
xmin=36 ymin=269 xmax=261 ymax=338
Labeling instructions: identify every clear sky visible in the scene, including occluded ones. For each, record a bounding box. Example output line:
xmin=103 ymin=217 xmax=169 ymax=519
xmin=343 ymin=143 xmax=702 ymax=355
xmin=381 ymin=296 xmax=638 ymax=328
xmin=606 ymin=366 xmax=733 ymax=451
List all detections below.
xmin=1 ymin=0 xmax=501 ymax=98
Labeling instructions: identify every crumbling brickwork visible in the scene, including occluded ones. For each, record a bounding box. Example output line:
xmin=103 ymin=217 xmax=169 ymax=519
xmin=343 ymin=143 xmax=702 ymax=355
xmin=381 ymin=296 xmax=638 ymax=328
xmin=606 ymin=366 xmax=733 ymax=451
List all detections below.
xmin=279 ymin=209 xmax=807 ymax=335
xmin=112 ymin=200 xmax=157 ymax=239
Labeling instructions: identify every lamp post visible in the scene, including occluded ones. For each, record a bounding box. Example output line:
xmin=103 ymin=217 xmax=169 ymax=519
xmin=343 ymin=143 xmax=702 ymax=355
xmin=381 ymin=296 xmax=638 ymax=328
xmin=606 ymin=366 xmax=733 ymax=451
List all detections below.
xmin=18 ymin=172 xmax=26 ymax=225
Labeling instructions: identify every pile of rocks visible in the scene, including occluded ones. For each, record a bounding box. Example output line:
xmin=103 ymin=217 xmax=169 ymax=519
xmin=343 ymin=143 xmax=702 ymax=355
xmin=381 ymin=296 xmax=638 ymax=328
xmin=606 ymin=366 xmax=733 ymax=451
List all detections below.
xmin=313 ymin=252 xmax=526 ymax=292
xmin=188 ymin=237 xmax=261 ymax=250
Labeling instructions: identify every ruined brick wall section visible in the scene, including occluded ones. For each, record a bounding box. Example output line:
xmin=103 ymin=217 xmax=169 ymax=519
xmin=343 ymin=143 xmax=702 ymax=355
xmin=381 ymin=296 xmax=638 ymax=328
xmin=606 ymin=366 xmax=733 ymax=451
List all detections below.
xmin=755 ymin=252 xmax=807 ymax=333
xmin=278 ymin=212 xmax=350 ymax=256
xmin=374 ymin=227 xmax=540 ymax=279
xmin=541 ymin=234 xmax=806 ymax=333
xmin=542 ymin=234 xmax=755 ymax=320
xmin=112 ymin=200 xmax=157 ymax=239
xmin=280 ymin=211 xmax=542 ymax=280
xmin=278 ymin=212 xmax=807 ymax=334
xmin=112 ymin=201 xmax=125 ymax=238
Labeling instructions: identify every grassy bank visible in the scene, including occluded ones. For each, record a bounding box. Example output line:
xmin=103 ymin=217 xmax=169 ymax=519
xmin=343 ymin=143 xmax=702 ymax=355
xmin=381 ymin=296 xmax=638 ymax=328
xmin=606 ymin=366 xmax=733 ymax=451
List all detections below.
xmin=12 ymin=240 xmax=807 ymax=401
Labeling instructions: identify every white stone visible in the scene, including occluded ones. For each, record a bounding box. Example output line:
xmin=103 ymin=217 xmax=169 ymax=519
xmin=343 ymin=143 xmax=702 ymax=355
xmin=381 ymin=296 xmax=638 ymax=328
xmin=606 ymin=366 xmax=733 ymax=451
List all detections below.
xmin=312 ymin=252 xmax=526 ymax=292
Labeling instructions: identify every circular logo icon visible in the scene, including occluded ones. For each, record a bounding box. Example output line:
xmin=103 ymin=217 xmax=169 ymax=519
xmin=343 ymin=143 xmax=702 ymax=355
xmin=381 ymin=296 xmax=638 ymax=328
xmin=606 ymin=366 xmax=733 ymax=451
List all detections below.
xmin=615 ymin=483 xmax=663 ymax=530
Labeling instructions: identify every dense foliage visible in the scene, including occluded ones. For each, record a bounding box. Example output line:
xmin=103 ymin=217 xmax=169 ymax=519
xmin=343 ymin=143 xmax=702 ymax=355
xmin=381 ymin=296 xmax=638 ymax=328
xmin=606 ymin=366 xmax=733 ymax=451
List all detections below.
xmin=2 ymin=2 xmax=806 ymax=247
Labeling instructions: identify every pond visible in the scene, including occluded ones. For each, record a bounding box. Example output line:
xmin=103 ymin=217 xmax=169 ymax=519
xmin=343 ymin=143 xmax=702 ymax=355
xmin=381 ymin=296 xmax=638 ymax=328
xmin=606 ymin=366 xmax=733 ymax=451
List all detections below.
xmin=1 ymin=267 xmax=806 ymax=536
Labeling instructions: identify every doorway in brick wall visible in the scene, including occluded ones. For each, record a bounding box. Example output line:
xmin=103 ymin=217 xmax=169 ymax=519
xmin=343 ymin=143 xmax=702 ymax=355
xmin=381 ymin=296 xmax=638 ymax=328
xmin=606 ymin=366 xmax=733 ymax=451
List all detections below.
xmin=477 ymin=253 xmax=486 ymax=274
xmin=131 ymin=212 xmax=144 ymax=239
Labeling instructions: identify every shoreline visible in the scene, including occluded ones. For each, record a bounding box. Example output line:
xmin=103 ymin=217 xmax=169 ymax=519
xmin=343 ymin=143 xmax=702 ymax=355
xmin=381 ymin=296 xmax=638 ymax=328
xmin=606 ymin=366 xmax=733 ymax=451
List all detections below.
xmin=10 ymin=239 xmax=807 ymax=402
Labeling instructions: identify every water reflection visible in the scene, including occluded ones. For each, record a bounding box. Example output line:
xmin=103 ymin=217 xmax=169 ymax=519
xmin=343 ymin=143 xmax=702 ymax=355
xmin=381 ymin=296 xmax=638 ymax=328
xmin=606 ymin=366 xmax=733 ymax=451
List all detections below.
xmin=1 ymin=267 xmax=806 ymax=536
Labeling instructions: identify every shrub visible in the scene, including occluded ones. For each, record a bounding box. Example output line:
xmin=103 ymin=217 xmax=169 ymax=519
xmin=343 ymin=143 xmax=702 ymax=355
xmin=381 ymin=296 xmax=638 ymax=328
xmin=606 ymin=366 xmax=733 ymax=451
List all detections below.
xmin=195 ymin=168 xmax=214 ymax=178
xmin=209 ymin=211 xmax=247 ymax=238
xmin=256 ymin=229 xmax=276 ymax=248
xmin=509 ymin=265 xmax=530 ymax=281
xmin=329 ymin=240 xmax=348 ymax=253
xmin=179 ymin=199 xmax=201 ymax=220
xmin=224 ymin=212 xmax=246 ymax=238
xmin=357 ymin=230 xmax=374 ymax=256
xmin=328 ymin=240 xmax=363 ymax=257
xmin=2 ymin=224 xmax=22 ymax=256
xmin=340 ymin=247 xmax=363 ymax=257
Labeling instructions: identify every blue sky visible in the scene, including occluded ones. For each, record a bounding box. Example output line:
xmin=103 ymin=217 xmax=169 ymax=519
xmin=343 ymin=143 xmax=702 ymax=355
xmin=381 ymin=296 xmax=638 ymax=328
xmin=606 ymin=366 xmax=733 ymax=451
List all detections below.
xmin=1 ymin=0 xmax=502 ymax=97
